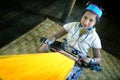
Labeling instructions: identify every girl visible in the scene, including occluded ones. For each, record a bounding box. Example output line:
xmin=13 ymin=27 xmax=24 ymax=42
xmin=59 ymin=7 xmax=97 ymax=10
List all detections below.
xmin=38 ymin=3 xmax=103 ymax=80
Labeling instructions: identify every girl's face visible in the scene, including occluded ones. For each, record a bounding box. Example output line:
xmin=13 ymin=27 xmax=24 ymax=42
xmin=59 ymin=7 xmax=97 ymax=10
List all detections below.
xmin=80 ymin=11 xmax=97 ymax=28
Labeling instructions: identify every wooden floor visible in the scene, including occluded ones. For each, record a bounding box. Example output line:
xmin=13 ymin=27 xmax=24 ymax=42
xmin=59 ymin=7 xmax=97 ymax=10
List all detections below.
xmin=0 ymin=19 xmax=120 ymax=80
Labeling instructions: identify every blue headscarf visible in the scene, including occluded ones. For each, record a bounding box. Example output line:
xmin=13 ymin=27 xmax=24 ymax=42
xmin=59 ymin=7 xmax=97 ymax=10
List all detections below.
xmin=86 ymin=3 xmax=103 ymax=18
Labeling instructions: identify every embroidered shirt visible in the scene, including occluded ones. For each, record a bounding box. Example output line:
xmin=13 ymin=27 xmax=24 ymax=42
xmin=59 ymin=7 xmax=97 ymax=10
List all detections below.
xmin=63 ymin=22 xmax=102 ymax=57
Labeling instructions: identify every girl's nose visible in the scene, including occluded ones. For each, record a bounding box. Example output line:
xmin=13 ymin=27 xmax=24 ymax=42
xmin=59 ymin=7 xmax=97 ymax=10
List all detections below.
xmin=84 ymin=20 xmax=89 ymax=25
xmin=83 ymin=20 xmax=89 ymax=27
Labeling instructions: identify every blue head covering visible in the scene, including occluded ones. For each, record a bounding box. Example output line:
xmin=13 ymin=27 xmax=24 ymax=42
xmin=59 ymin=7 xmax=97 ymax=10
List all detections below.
xmin=86 ymin=3 xmax=102 ymax=18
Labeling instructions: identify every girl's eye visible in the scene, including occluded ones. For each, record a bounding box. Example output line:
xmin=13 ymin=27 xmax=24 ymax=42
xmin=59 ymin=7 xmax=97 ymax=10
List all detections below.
xmin=90 ymin=19 xmax=93 ymax=22
xmin=84 ymin=16 xmax=87 ymax=19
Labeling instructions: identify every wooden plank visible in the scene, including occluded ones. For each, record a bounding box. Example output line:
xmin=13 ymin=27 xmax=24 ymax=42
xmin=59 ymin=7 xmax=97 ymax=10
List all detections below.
xmin=61 ymin=0 xmax=76 ymax=23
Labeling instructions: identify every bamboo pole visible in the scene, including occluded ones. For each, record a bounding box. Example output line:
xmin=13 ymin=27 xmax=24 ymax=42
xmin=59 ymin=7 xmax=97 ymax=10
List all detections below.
xmin=61 ymin=0 xmax=76 ymax=23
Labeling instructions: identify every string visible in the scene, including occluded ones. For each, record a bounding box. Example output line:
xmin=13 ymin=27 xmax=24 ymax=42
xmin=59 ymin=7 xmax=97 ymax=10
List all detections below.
xmin=71 ymin=23 xmax=90 ymax=47
xmin=72 ymin=32 xmax=90 ymax=47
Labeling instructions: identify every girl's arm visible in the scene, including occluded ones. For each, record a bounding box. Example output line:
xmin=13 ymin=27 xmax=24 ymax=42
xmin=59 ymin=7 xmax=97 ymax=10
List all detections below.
xmin=82 ymin=48 xmax=101 ymax=64
xmin=38 ymin=27 xmax=67 ymax=53
xmin=49 ymin=27 xmax=67 ymax=40
xmin=92 ymin=48 xmax=101 ymax=64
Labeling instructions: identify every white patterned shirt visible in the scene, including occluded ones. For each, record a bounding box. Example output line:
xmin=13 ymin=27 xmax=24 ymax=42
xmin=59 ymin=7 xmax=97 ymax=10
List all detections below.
xmin=63 ymin=22 xmax=102 ymax=57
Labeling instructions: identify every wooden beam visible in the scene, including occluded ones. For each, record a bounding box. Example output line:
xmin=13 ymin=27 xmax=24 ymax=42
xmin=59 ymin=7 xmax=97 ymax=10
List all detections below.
xmin=61 ymin=0 xmax=76 ymax=23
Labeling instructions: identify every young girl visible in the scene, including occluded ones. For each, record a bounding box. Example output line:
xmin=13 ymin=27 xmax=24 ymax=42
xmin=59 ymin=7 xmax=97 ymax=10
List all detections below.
xmin=38 ymin=3 xmax=103 ymax=80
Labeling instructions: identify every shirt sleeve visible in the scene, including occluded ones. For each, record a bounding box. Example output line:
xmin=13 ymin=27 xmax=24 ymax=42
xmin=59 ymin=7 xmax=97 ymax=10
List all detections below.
xmin=92 ymin=33 xmax=102 ymax=49
xmin=63 ymin=22 xmax=77 ymax=32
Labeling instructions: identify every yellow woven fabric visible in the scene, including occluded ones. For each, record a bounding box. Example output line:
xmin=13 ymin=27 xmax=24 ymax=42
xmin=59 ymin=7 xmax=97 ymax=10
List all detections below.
xmin=0 ymin=52 xmax=74 ymax=80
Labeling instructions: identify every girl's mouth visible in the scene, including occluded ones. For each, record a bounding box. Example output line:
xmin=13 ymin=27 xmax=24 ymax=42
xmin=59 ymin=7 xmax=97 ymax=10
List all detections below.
xmin=83 ymin=25 xmax=87 ymax=28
